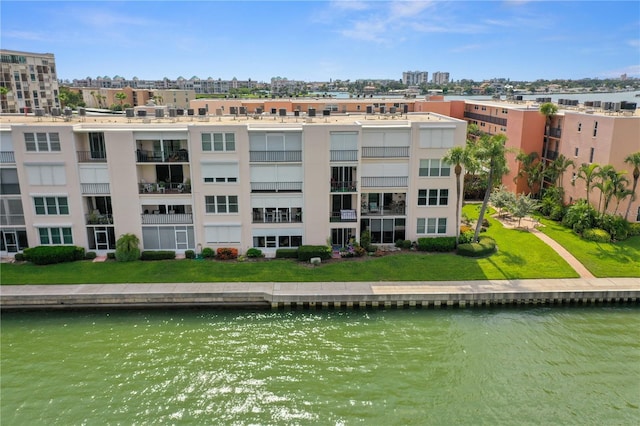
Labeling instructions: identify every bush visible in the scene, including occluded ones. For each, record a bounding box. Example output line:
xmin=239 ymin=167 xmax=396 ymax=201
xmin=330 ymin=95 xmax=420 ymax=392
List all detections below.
xmin=275 ymin=248 xmax=298 ymax=258
xmin=85 ymin=251 xmax=97 ymax=260
xmin=353 ymin=245 xmax=367 ymax=257
xmin=549 ymin=204 xmax=566 ymax=221
xmin=23 ymin=246 xmax=85 ymax=265
xmin=185 ymin=249 xmax=196 ymax=259
xmin=629 ymin=223 xmax=640 ymax=237
xmin=596 ymin=214 xmax=630 ymax=241
xmin=246 ymin=248 xmax=264 ymax=258
xmin=582 ymin=228 xmax=611 ymax=243
xmin=140 ymin=250 xmax=176 ymax=260
xmin=457 ymin=236 xmax=497 ymax=257
xmin=458 ymin=229 xmax=475 ymax=244
xmin=562 ymin=200 xmax=597 ymax=235
xmin=297 ymin=245 xmax=332 ymax=261
xmin=14 ymin=253 xmax=24 ymax=262
xmin=115 ymin=233 xmax=140 ymax=262
xmin=394 ymin=239 xmax=412 ymax=249
xmin=216 ymin=247 xmax=238 ymax=260
xmin=201 ymin=247 xmax=215 ymax=259
xmin=107 ymin=252 xmax=116 ymax=260
xmin=416 ymin=237 xmax=457 ymax=252
xmin=360 ymin=230 xmax=372 ymax=252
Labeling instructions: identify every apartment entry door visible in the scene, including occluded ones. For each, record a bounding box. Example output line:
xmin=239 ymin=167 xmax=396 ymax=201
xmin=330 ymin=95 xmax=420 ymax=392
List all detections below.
xmin=94 ymin=228 xmax=110 ymax=250
xmin=175 ymin=229 xmax=188 ymax=250
xmin=3 ymin=230 xmax=18 ymax=252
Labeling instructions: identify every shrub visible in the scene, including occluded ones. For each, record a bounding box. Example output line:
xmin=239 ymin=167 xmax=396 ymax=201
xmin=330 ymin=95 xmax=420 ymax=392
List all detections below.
xmin=115 ymin=233 xmax=140 ymax=262
xmin=23 ymin=246 xmax=85 ymax=265
xmin=629 ymin=223 xmax=640 ymax=237
xmin=140 ymin=250 xmax=176 ymax=260
xmin=216 ymin=247 xmax=238 ymax=260
xmin=596 ymin=214 xmax=629 ymax=241
xmin=201 ymin=247 xmax=215 ymax=259
xmin=582 ymin=228 xmax=611 ymax=243
xmin=353 ymin=245 xmax=367 ymax=257
xmin=459 ymin=225 xmax=472 ymax=234
xmin=549 ymin=204 xmax=566 ymax=221
xmin=458 ymin=229 xmax=475 ymax=244
xmin=360 ymin=230 xmax=372 ymax=252
xmin=14 ymin=253 xmax=24 ymax=262
xmin=246 ymin=248 xmax=264 ymax=258
xmin=275 ymin=248 xmax=298 ymax=259
xmin=416 ymin=237 xmax=457 ymax=252
xmin=297 ymin=245 xmax=332 ymax=261
xmin=457 ymin=236 xmax=497 ymax=257
xmin=562 ymin=200 xmax=597 ymax=234
xmin=185 ymin=249 xmax=196 ymax=259
xmin=85 ymin=251 xmax=97 ymax=260
xmin=107 ymin=252 xmax=116 ymax=260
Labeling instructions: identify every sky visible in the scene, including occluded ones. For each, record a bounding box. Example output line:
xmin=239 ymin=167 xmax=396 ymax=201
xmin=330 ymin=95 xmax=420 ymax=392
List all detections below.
xmin=1 ymin=1 xmax=639 ymax=83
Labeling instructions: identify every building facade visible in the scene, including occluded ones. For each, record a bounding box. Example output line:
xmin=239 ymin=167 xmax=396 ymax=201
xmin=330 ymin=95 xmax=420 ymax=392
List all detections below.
xmin=432 ymin=72 xmax=450 ymax=85
xmin=0 ymin=110 xmax=466 ymax=256
xmin=1 ymin=49 xmax=60 ymax=114
xmin=402 ymin=71 xmax=428 ymax=87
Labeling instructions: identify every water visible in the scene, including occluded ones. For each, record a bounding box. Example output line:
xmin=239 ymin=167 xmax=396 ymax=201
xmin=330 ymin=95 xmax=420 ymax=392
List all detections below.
xmin=2 ymin=307 xmax=639 ymax=425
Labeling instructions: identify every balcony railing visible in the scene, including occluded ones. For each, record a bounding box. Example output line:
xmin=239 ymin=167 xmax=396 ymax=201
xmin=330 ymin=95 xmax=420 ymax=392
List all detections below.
xmin=330 ymin=210 xmax=357 ymax=222
xmin=330 ymin=150 xmax=358 ymax=162
xmin=361 ymin=176 xmax=408 ymax=187
xmin=252 ymin=213 xmax=303 ymax=224
xmin=331 ymin=181 xmax=357 ymax=192
xmin=250 ymin=151 xmax=302 ymax=162
xmin=463 ymin=111 xmax=508 ymax=127
xmin=0 ymin=215 xmax=25 ymax=225
xmin=548 ymin=127 xmax=562 ymax=138
xmin=361 ymin=204 xmax=406 ymax=216
xmin=139 ymin=182 xmax=191 ymax=194
xmin=250 ymin=181 xmax=303 ymax=192
xmin=141 ymin=213 xmax=193 ymax=224
xmin=0 ymin=151 xmax=15 ymax=163
xmin=77 ymin=151 xmax=107 ymax=162
xmin=81 ymin=183 xmax=110 ymax=194
xmin=361 ymin=147 xmax=409 ymax=158
xmin=136 ymin=149 xmax=189 ymax=163
xmin=86 ymin=213 xmax=113 ymax=225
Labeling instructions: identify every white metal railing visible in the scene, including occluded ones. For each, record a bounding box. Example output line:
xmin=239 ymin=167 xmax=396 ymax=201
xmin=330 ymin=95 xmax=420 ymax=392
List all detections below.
xmin=141 ymin=213 xmax=193 ymax=224
xmin=81 ymin=183 xmax=110 ymax=194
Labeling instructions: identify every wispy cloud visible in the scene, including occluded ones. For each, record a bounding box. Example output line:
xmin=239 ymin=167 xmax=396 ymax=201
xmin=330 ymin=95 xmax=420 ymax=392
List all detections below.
xmin=1 ymin=30 xmax=49 ymax=42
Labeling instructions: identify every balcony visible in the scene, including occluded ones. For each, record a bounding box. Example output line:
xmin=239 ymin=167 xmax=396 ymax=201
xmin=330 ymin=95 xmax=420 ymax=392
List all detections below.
xmin=0 ymin=215 xmax=25 ymax=226
xmin=250 ymin=181 xmax=302 ymax=192
xmin=361 ymin=176 xmax=408 ymax=187
xmin=136 ymin=149 xmax=189 ymax=163
xmin=463 ymin=111 xmax=508 ymax=127
xmin=252 ymin=210 xmax=302 ymax=223
xmin=81 ymin=183 xmax=110 ymax=194
xmin=548 ymin=127 xmax=562 ymax=138
xmin=86 ymin=213 xmax=113 ymax=225
xmin=139 ymin=182 xmax=191 ymax=194
xmin=331 ymin=181 xmax=357 ymax=192
xmin=361 ymin=204 xmax=406 ymax=216
xmin=330 ymin=150 xmax=358 ymax=162
xmin=0 ymin=151 xmax=15 ymax=163
xmin=141 ymin=213 xmax=193 ymax=224
xmin=330 ymin=210 xmax=357 ymax=222
xmin=361 ymin=147 xmax=409 ymax=158
xmin=250 ymin=150 xmax=302 ymax=162
xmin=77 ymin=151 xmax=107 ymax=162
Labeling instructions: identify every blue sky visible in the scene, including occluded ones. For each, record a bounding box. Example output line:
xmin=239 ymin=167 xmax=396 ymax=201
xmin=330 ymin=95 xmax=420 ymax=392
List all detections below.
xmin=1 ymin=1 xmax=639 ymax=83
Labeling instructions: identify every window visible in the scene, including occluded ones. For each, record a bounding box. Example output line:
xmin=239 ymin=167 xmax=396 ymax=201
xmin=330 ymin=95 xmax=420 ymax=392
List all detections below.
xmin=25 ymin=132 xmax=60 ymax=152
xmin=201 ymin=162 xmax=238 ymax=183
xmin=577 ymin=122 xmax=582 ymax=132
xmin=34 ymin=196 xmax=68 ymax=215
xmin=0 ymin=169 xmax=20 ymax=194
xmin=202 ymin=132 xmax=236 ymax=152
xmin=589 ymin=147 xmax=595 ymax=163
xmin=205 ymin=226 xmax=241 ymax=244
xmin=25 ymin=164 xmax=66 ymax=185
xmin=417 ymin=218 xmax=447 ymax=234
xmin=593 ymin=121 xmax=598 ymax=137
xmin=419 ymin=159 xmax=451 ymax=177
xmin=38 ymin=227 xmax=73 ymax=245
xmin=253 ymin=234 xmax=302 ymax=248
xmin=205 ymin=195 xmax=238 ymax=213
xmin=418 ymin=189 xmax=448 ymax=206
xmin=574 ymin=147 xmax=579 ymax=157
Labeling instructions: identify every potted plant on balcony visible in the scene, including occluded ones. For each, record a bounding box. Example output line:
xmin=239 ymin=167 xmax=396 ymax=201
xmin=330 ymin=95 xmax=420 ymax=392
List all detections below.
xmin=157 ymin=181 xmax=166 ymax=192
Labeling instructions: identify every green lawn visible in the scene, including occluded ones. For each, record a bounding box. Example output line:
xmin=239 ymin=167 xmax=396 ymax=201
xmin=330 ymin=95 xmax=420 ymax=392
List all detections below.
xmin=536 ymin=217 xmax=640 ymax=278
xmin=0 ymin=205 xmax=581 ymax=285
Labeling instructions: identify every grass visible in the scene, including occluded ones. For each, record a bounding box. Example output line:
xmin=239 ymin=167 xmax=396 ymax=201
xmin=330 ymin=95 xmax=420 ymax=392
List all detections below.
xmin=536 ymin=216 xmax=640 ymax=278
xmin=0 ymin=205 xmax=581 ymax=285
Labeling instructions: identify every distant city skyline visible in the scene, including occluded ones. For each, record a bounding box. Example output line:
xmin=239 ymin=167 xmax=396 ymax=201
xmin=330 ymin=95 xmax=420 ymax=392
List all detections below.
xmin=1 ymin=1 xmax=639 ymax=82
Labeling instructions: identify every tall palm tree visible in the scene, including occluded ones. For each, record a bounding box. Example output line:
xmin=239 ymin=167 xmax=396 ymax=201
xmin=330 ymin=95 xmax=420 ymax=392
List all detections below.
xmin=594 ymin=164 xmax=615 ymax=214
xmin=539 ymin=102 xmax=558 ymax=191
xmin=473 ymin=133 xmax=509 ymax=242
xmin=515 ymin=151 xmax=542 ymax=196
xmin=624 ymin=152 xmax=640 ymax=220
xmin=115 ymin=92 xmax=127 ymax=110
xmin=550 ymin=154 xmax=575 ymax=191
xmin=443 ymin=145 xmax=471 ymax=246
xmin=574 ymin=163 xmax=600 ymax=206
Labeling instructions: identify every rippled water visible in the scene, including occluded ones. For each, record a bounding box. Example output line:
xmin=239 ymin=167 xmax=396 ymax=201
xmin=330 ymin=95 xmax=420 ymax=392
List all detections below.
xmin=2 ymin=307 xmax=639 ymax=425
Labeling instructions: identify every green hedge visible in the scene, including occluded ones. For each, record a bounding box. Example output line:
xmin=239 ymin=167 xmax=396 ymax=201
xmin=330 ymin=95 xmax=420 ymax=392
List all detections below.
xmin=140 ymin=250 xmax=176 ymax=261
xmin=23 ymin=246 xmax=85 ymax=265
xmin=297 ymin=245 xmax=332 ymax=261
xmin=630 ymin=223 xmax=640 ymax=237
xmin=416 ymin=237 xmax=457 ymax=252
xmin=457 ymin=236 xmax=497 ymax=257
xmin=85 ymin=251 xmax=97 ymax=260
xmin=275 ymin=248 xmax=298 ymax=258
xmin=582 ymin=228 xmax=611 ymax=243
xmin=246 ymin=248 xmax=264 ymax=258
xmin=185 ymin=250 xmax=196 ymax=259
xmin=201 ymin=247 xmax=215 ymax=258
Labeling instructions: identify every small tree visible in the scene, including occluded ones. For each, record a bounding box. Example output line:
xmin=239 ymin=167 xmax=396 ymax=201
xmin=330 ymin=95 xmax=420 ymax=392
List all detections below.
xmin=115 ymin=233 xmax=140 ymax=262
xmin=489 ymin=186 xmax=516 ymax=218
xmin=624 ymin=152 xmax=640 ymax=221
xmin=115 ymin=92 xmax=127 ymax=110
xmin=510 ymin=194 xmax=539 ymax=227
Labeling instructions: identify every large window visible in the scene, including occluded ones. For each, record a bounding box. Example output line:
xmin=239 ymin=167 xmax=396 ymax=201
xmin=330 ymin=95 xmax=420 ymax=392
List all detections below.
xmin=201 ymin=162 xmax=238 ymax=183
xmin=142 ymin=226 xmax=194 ymax=250
xmin=25 ymin=132 xmax=60 ymax=152
xmin=253 ymin=234 xmax=302 ymax=248
xmin=417 ymin=189 xmax=448 ymax=206
xmin=34 ymin=196 xmax=68 ymax=215
xmin=360 ymin=218 xmax=405 ymax=244
xmin=419 ymin=159 xmax=451 ymax=177
xmin=0 ymin=169 xmax=20 ymax=194
xmin=205 ymin=195 xmax=238 ymax=213
xmin=38 ymin=227 xmax=73 ymax=245
xmin=417 ymin=218 xmax=447 ymax=235
xmin=204 ymin=226 xmax=241 ymax=244
xmin=202 ymin=132 xmax=235 ymax=152
xmin=25 ymin=164 xmax=66 ymax=185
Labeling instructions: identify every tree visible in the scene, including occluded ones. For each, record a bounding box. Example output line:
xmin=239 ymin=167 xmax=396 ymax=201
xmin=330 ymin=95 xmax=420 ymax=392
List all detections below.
xmin=490 ymin=186 xmax=516 ymax=218
xmin=573 ymin=163 xmax=600 ymax=206
xmin=624 ymin=152 xmax=640 ymax=221
xmin=515 ymin=151 xmax=542 ymax=196
xmin=115 ymin=92 xmax=127 ymax=110
xmin=443 ymin=145 xmax=471 ymax=246
xmin=548 ymin=154 xmax=575 ymax=191
xmin=472 ymin=133 xmax=509 ymax=242
xmin=115 ymin=233 xmax=140 ymax=262
xmin=0 ymin=86 xmax=9 ymax=112
xmin=539 ymin=102 xmax=558 ymax=191
xmin=511 ymin=193 xmax=540 ymax=228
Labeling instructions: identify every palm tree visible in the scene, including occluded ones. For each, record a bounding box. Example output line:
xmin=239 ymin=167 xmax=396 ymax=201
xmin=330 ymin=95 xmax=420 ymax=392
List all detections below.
xmin=550 ymin=154 xmax=575 ymax=191
xmin=624 ymin=152 xmax=640 ymax=220
xmin=574 ymin=163 xmax=600 ymax=206
xmin=594 ymin=164 xmax=615 ymax=214
xmin=539 ymin=102 xmax=558 ymax=191
xmin=443 ymin=145 xmax=471 ymax=246
xmin=115 ymin=233 xmax=140 ymax=262
xmin=515 ymin=151 xmax=542 ymax=196
xmin=0 ymin=86 xmax=9 ymax=113
xmin=115 ymin=92 xmax=127 ymax=110
xmin=473 ymin=133 xmax=509 ymax=242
